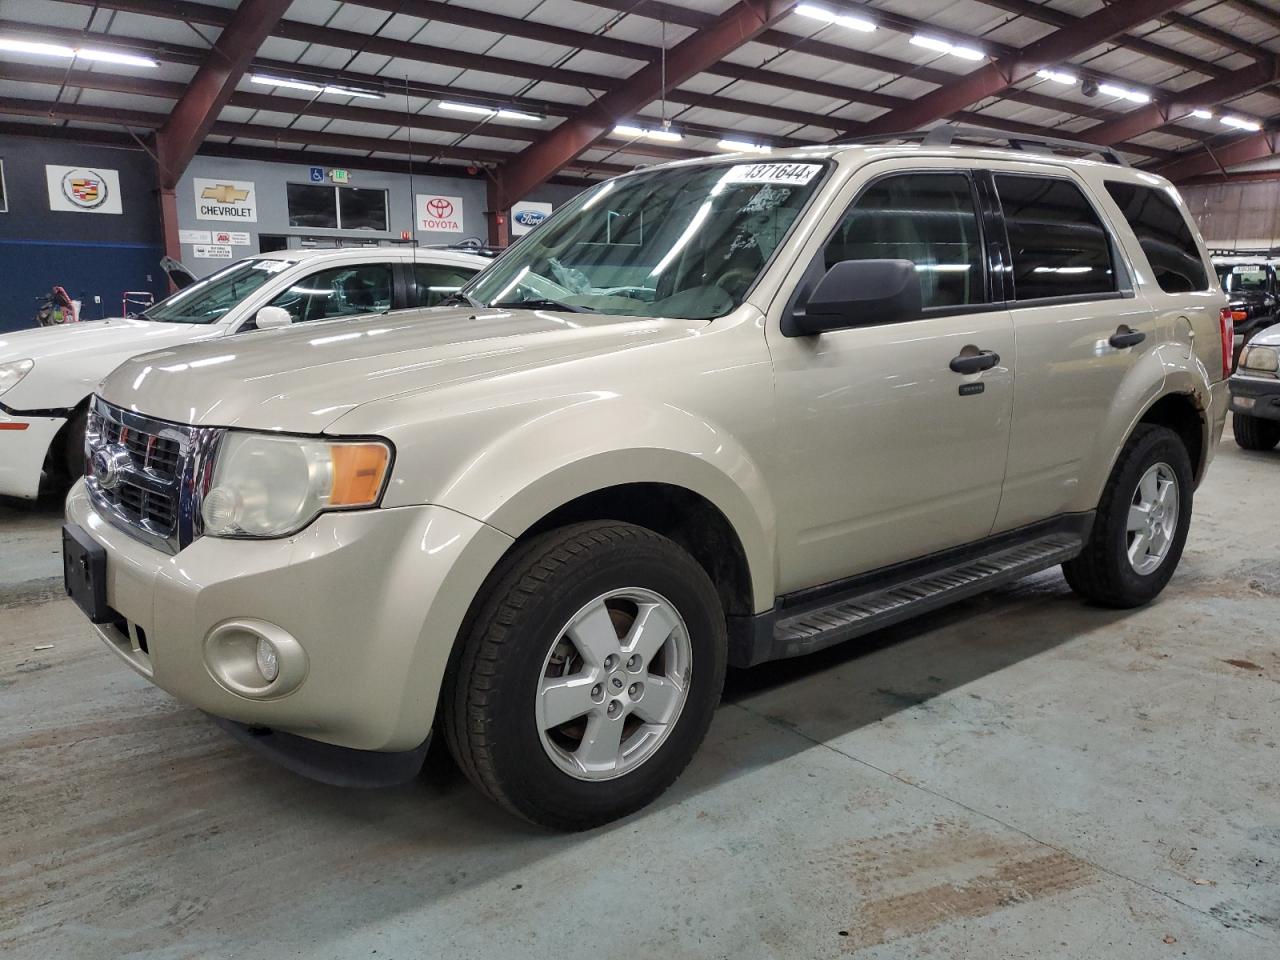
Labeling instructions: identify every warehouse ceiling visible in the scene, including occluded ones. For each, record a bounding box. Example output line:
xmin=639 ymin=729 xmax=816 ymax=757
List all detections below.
xmin=1 ymin=0 xmax=1279 ymax=192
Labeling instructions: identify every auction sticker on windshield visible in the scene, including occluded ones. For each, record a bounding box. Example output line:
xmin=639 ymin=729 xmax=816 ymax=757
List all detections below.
xmin=722 ymin=163 xmax=823 ymax=187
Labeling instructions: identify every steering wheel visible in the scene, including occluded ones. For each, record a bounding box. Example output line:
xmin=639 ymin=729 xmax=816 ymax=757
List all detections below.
xmin=716 ymin=266 xmax=759 ymax=300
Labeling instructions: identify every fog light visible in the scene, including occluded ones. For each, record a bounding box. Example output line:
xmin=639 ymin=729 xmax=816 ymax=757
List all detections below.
xmin=203 ymin=619 xmax=307 ymax=698
xmin=256 ymin=637 xmax=280 ymax=683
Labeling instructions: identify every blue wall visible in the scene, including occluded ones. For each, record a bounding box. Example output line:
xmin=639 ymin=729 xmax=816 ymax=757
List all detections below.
xmin=0 ymin=135 xmax=166 ymax=333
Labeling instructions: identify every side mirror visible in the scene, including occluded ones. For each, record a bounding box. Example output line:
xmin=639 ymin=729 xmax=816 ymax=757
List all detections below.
xmin=790 ymin=259 xmax=922 ymax=336
xmin=254 ymin=305 xmax=293 ymax=330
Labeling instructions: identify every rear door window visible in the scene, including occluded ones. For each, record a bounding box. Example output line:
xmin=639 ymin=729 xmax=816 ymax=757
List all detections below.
xmin=1104 ymin=181 xmax=1208 ymax=294
xmin=995 ymin=175 xmax=1117 ymax=301
xmin=824 ymin=172 xmax=986 ymax=311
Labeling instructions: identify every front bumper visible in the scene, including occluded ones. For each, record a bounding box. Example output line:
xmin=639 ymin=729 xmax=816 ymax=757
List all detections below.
xmin=0 ymin=405 xmax=65 ymax=499
xmin=1230 ymin=373 xmax=1280 ymax=422
xmin=67 ymin=481 xmax=514 ymax=752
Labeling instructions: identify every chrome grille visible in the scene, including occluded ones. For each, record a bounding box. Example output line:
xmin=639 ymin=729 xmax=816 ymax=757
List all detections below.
xmin=84 ymin=397 xmax=222 ymax=554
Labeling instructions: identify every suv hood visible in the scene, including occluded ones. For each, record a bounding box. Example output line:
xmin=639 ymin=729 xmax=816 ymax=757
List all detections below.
xmin=99 ymin=307 xmax=707 ymax=433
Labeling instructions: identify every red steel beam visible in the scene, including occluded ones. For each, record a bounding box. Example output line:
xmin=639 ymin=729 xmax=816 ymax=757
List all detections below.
xmin=1077 ymin=57 xmax=1280 ymax=147
xmin=1159 ymin=131 xmax=1280 ymax=182
xmin=854 ymin=0 xmax=1192 ymax=137
xmin=1223 ymin=0 xmax=1280 ymax=34
xmin=155 ymin=0 xmax=292 ymax=188
xmin=498 ymin=0 xmax=794 ymax=206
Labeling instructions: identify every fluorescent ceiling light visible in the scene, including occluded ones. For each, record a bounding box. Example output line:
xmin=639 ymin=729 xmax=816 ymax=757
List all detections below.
xmin=1098 ymin=83 xmax=1150 ymax=104
xmin=251 ymin=74 xmax=323 ymax=92
xmin=1221 ymin=115 xmax=1262 ymax=131
xmin=76 ymin=48 xmax=159 ymax=67
xmin=717 ymin=139 xmax=772 ymax=153
xmin=251 ymin=75 xmax=383 ymax=99
xmin=0 ymin=36 xmax=157 ymax=67
xmin=910 ymin=35 xmax=984 ymax=61
xmin=439 ymin=101 xmax=540 ymax=121
xmin=1190 ymin=108 xmax=1214 ymax=120
xmin=795 ymin=3 xmax=876 ymax=32
xmin=440 ymin=102 xmax=540 ymax=121
xmin=611 ymin=124 xmax=682 ymax=142
xmin=1035 ymin=69 xmax=1077 ymax=85
xmin=325 ymin=86 xmax=383 ymax=100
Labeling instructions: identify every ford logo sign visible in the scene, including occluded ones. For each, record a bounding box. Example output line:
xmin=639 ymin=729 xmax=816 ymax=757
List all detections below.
xmin=92 ymin=444 xmax=132 ymax=492
xmin=514 ymin=209 xmax=547 ymax=227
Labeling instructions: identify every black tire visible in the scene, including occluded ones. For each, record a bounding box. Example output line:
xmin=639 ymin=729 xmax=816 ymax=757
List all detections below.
xmin=1062 ymin=424 xmax=1193 ymax=608
xmin=442 ymin=521 xmax=727 ymax=830
xmin=63 ymin=408 xmax=88 ymax=479
xmin=1233 ymin=411 xmax=1280 ymax=451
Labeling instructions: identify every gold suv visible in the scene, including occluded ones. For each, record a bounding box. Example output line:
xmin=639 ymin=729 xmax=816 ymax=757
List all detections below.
xmin=64 ymin=127 xmax=1231 ymax=829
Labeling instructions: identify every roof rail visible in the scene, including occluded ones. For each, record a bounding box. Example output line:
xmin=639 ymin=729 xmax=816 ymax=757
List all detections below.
xmin=840 ymin=123 xmax=1130 ymax=168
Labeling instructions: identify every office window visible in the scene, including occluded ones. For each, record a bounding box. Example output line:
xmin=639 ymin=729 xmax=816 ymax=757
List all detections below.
xmin=1105 ymin=181 xmax=1208 ymax=294
xmin=996 ymin=175 xmax=1116 ymax=301
xmin=287 ymin=183 xmax=338 ymax=229
xmin=825 ymin=172 xmax=984 ymax=310
xmin=339 ymin=188 xmax=388 ymax=231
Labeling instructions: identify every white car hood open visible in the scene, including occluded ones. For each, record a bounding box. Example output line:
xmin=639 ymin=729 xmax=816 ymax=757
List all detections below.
xmin=0 ymin=318 xmax=219 ymax=410
xmin=99 ymin=307 xmax=706 ymax=434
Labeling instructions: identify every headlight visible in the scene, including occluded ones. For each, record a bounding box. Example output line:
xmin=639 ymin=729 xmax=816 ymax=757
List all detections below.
xmin=1240 ymin=345 xmax=1280 ymax=373
xmin=200 ymin=432 xmax=392 ymax=538
xmin=0 ymin=359 xmax=34 ymax=397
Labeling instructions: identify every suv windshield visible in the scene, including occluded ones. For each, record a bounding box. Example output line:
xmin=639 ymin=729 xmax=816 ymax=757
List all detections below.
xmin=141 ymin=258 xmax=298 ymax=324
xmin=1216 ymin=264 xmax=1270 ymax=294
xmin=464 ymin=161 xmax=828 ymax=320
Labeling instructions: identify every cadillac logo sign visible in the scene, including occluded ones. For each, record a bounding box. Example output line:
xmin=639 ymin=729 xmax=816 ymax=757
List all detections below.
xmin=61 ymin=169 xmax=109 ymax=210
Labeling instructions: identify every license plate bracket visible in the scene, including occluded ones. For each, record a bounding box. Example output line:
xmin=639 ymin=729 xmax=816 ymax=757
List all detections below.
xmin=63 ymin=523 xmax=111 ymax=624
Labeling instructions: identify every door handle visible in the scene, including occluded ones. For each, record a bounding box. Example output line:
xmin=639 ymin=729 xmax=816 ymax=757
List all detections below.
xmin=949 ymin=349 xmax=1000 ymax=374
xmin=1109 ymin=326 xmax=1146 ymax=349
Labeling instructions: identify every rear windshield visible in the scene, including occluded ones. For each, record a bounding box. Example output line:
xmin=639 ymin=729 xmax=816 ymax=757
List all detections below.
xmin=1216 ymin=264 xmax=1271 ymax=294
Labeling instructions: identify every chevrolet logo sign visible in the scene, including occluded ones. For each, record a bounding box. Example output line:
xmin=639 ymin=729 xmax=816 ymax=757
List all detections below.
xmin=201 ymin=184 xmax=250 ymax=204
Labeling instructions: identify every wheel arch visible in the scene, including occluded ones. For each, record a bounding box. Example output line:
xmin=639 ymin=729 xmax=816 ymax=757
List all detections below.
xmin=1136 ymin=391 xmax=1207 ymax=482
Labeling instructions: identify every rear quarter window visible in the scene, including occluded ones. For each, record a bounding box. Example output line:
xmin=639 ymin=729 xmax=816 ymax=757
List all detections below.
xmin=1104 ymin=181 xmax=1209 ymax=294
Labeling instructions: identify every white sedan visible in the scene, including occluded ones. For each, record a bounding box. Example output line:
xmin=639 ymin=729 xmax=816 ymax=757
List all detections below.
xmin=0 ymin=246 xmax=487 ymax=499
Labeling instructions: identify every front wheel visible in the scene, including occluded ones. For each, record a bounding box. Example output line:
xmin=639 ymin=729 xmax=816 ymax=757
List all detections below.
xmin=1063 ymin=424 xmax=1193 ymax=608
xmin=442 ymin=521 xmax=727 ymax=830
xmin=1233 ymin=411 xmax=1280 ymax=451
xmin=63 ymin=408 xmax=88 ymax=480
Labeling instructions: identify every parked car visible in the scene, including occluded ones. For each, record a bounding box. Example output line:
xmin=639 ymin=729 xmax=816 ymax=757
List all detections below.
xmin=0 ymin=247 xmax=486 ymax=499
xmin=1229 ymin=320 xmax=1280 ymax=450
xmin=63 ymin=128 xmax=1230 ymax=829
xmin=1214 ymin=257 xmax=1279 ymax=340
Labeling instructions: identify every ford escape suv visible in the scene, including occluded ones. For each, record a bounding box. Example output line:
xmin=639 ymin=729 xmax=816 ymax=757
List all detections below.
xmin=64 ymin=126 xmax=1230 ymax=830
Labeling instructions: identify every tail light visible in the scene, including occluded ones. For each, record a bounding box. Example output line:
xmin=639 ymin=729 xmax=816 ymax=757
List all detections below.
xmin=1220 ymin=307 xmax=1235 ymax=379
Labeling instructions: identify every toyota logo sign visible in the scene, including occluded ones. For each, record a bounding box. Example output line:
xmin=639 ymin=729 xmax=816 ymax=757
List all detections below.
xmin=426 ymin=197 xmax=454 ymax=219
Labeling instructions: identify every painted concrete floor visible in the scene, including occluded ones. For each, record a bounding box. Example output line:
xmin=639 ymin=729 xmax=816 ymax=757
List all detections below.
xmin=1 ymin=434 xmax=1278 ymax=960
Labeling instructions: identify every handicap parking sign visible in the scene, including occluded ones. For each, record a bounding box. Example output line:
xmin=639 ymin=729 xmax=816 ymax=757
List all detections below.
xmin=309 ymin=166 xmax=324 ymax=183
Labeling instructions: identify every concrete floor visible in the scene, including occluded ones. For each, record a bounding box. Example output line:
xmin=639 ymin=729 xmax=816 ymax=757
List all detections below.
xmin=2 ymin=434 xmax=1278 ymax=960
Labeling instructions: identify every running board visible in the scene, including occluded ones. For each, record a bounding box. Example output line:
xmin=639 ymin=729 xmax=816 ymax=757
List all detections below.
xmin=770 ymin=533 xmax=1084 ymax=661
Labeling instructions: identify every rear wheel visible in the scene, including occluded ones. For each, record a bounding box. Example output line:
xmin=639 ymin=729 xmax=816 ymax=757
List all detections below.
xmin=1063 ymin=425 xmax=1192 ymax=608
xmin=1233 ymin=411 xmax=1280 ymax=451
xmin=443 ymin=521 xmax=727 ymax=830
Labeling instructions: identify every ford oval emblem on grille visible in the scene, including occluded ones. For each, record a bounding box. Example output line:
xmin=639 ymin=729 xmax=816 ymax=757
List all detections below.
xmin=92 ymin=444 xmax=132 ymax=491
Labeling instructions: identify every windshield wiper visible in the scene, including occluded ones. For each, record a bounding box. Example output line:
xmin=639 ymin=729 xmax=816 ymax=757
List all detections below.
xmin=441 ymin=291 xmax=482 ymax=308
xmin=491 ymin=298 xmax=589 ymax=314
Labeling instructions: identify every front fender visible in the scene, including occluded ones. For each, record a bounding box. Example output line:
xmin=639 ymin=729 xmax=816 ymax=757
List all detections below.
xmin=386 ymin=395 xmax=778 ymax=612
